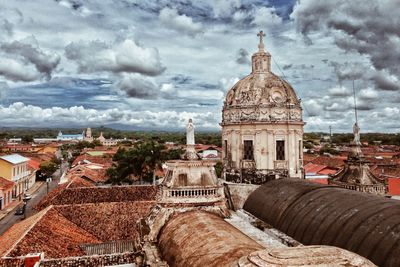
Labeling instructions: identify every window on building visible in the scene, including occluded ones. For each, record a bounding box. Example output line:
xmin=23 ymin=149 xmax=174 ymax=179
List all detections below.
xmin=224 ymin=140 xmax=228 ymax=159
xmin=276 ymin=140 xmax=285 ymax=160
xmin=243 ymin=140 xmax=254 ymax=160
xmin=178 ymin=173 xmax=188 ymax=186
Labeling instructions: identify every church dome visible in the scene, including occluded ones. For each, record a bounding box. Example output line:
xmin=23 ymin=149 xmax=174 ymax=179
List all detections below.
xmin=222 ymin=31 xmax=302 ymax=125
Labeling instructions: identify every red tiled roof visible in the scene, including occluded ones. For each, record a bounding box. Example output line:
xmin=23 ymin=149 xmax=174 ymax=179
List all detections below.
xmin=195 ymin=144 xmax=222 ymax=152
xmin=304 ymin=163 xmax=327 ymax=174
xmin=67 ymin=177 xmax=96 ymax=188
xmin=0 ymin=201 xmax=155 ymax=258
xmin=35 ymin=185 xmax=158 ymax=211
xmin=67 ymin=165 xmax=108 ymax=183
xmin=7 ymin=208 xmax=101 ymax=258
xmin=0 ymin=176 xmax=14 ymax=189
xmin=308 ymin=178 xmax=329 ymax=185
xmin=71 ymin=154 xmax=113 ymax=167
xmin=56 ymin=201 xmax=155 ymax=242
xmin=311 ymin=156 xmax=345 ymax=168
xmin=28 ymin=159 xmax=40 ymax=170
xmin=319 ymin=168 xmax=339 ymax=175
xmin=0 ymin=208 xmax=49 ymax=257
xmin=388 ymin=178 xmax=400 ymax=196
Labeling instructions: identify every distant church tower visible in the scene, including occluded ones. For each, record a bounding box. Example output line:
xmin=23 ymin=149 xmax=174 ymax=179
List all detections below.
xmin=84 ymin=127 xmax=93 ymax=142
xmin=221 ymin=31 xmax=304 ymax=184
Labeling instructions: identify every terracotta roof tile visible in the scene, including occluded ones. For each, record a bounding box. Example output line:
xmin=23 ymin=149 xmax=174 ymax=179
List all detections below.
xmin=0 ymin=201 xmax=154 ymax=258
xmin=304 ymin=163 xmax=327 ymax=174
xmin=67 ymin=177 xmax=96 ymax=188
xmin=56 ymin=201 xmax=155 ymax=242
xmin=28 ymin=159 xmax=40 ymax=170
xmin=8 ymin=208 xmax=101 ymax=258
xmin=35 ymin=185 xmax=158 ymax=210
xmin=0 ymin=176 xmax=14 ymax=189
xmin=0 ymin=208 xmax=49 ymax=257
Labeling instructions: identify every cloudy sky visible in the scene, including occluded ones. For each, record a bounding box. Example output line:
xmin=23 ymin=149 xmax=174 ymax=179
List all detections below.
xmin=0 ymin=0 xmax=399 ymax=132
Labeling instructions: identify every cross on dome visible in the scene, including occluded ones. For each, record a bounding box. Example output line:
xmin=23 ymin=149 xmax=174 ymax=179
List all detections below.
xmin=257 ymin=30 xmax=266 ymax=51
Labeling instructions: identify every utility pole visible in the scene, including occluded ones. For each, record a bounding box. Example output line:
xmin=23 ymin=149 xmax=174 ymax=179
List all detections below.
xmin=329 ymin=125 xmax=332 ymax=144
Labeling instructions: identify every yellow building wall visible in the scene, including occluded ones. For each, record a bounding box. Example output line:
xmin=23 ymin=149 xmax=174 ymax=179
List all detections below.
xmin=0 ymin=160 xmax=13 ymax=181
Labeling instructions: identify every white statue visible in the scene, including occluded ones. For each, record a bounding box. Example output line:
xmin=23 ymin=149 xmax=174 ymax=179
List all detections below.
xmin=186 ymin=118 xmax=195 ymax=145
xmin=353 ymin=122 xmax=361 ymax=145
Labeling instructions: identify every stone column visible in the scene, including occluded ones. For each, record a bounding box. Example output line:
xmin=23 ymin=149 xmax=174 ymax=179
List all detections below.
xmin=236 ymin=130 xmax=241 ymax=169
xmin=255 ymin=130 xmax=262 ymax=169
xmin=260 ymin=129 xmax=268 ymax=169
xmin=267 ymin=130 xmax=274 ymax=169
xmin=288 ymin=129 xmax=295 ymax=177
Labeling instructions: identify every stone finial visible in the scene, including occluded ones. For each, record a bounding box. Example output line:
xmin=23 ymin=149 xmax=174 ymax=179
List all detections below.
xmin=257 ymin=30 xmax=266 ymax=52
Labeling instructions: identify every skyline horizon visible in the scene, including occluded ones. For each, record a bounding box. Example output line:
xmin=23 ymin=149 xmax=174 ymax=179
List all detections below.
xmin=0 ymin=1 xmax=399 ymax=132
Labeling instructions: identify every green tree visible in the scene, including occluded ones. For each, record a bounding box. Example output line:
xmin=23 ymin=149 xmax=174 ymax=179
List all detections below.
xmin=21 ymin=135 xmax=33 ymax=143
xmin=106 ymin=141 xmax=166 ymax=185
xmin=39 ymin=161 xmax=58 ymax=177
xmin=214 ymin=161 xmax=223 ymax=178
xmin=92 ymin=139 xmax=102 ymax=147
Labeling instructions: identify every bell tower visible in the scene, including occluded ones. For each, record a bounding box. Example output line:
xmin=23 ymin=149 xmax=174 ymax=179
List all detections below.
xmin=221 ymin=31 xmax=304 ymax=184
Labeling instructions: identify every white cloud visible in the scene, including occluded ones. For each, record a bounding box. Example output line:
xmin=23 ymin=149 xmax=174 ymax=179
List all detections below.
xmin=252 ymin=7 xmax=282 ymax=28
xmin=291 ymin=0 xmax=400 ymax=77
xmin=303 ymin=99 xmax=322 ymax=117
xmin=0 ymin=0 xmax=398 ymax=132
xmin=0 ymin=39 xmax=60 ymax=80
xmin=160 ymin=83 xmax=175 ymax=93
xmin=116 ymin=74 xmax=159 ymax=99
xmin=0 ymin=102 xmax=219 ymax=129
xmin=359 ymin=88 xmax=378 ymax=100
xmin=219 ymin=77 xmax=239 ymax=92
xmin=328 ymin=86 xmax=351 ymax=97
xmin=65 ymin=39 xmax=165 ymax=76
xmin=159 ymin=7 xmax=203 ymax=37
xmin=0 ymin=58 xmax=39 ymax=82
xmin=209 ymin=0 xmax=241 ymax=18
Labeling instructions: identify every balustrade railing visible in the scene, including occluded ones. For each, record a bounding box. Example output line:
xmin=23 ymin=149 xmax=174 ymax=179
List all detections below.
xmin=162 ymin=186 xmax=223 ymax=199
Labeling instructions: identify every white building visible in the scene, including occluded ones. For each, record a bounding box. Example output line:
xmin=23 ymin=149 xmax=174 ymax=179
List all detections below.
xmin=221 ymin=31 xmax=304 ymax=184
xmin=97 ymin=132 xmax=119 ymax=146
xmin=56 ymin=131 xmax=84 ymax=141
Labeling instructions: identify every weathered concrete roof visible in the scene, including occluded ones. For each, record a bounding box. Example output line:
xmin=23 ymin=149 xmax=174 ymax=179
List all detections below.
xmin=0 ymin=154 xmax=29 ymax=164
xmin=243 ymin=179 xmax=400 ymax=267
xmin=158 ymin=211 xmax=264 ymax=267
xmin=239 ymin=246 xmax=375 ymax=266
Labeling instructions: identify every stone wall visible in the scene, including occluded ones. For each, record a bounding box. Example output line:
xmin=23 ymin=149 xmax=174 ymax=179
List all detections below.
xmin=224 ymin=182 xmax=259 ymax=210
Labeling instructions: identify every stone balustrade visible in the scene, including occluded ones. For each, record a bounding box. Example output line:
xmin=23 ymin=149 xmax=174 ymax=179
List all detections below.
xmin=162 ymin=186 xmax=223 ymax=200
xmin=274 ymin=160 xmax=288 ymax=169
xmin=330 ymin=181 xmax=387 ymax=195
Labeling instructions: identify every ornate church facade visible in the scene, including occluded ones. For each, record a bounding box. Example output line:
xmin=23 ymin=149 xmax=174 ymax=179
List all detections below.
xmin=222 ymin=31 xmax=304 ymax=183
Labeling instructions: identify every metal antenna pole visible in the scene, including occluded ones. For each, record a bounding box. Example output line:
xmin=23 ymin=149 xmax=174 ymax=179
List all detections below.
xmin=353 ymin=80 xmax=358 ymax=125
